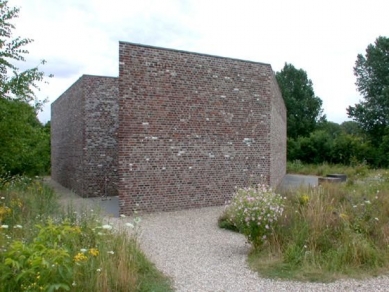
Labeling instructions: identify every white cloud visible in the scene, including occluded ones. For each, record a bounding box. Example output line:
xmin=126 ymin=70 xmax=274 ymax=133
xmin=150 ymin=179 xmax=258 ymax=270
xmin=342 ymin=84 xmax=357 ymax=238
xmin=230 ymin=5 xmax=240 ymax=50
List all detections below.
xmin=8 ymin=0 xmax=389 ymax=124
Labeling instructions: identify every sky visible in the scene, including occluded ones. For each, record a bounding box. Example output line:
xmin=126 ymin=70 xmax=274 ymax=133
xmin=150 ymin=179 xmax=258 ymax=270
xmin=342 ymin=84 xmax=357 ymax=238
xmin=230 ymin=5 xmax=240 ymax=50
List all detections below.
xmin=8 ymin=0 xmax=389 ymax=124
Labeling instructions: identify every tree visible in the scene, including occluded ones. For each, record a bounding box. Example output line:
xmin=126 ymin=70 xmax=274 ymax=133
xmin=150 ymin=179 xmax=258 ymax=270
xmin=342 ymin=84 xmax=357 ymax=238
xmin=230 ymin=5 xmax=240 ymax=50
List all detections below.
xmin=0 ymin=98 xmax=50 ymax=175
xmin=0 ymin=1 xmax=51 ymax=176
xmin=276 ymin=63 xmax=326 ymax=139
xmin=0 ymin=0 xmax=51 ymax=108
xmin=347 ymin=36 xmax=389 ymax=143
xmin=340 ymin=121 xmax=363 ymax=136
xmin=317 ymin=121 xmax=342 ymax=139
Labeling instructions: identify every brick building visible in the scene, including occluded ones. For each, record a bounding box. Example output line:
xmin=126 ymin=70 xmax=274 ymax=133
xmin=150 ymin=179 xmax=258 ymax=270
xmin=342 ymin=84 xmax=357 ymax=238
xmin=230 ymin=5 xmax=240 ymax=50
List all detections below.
xmin=51 ymin=42 xmax=286 ymax=214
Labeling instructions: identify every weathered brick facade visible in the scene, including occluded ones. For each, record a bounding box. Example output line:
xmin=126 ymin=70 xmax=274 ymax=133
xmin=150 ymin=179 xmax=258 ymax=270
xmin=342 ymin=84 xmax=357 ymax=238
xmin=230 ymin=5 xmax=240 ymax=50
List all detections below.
xmin=51 ymin=75 xmax=119 ymax=197
xmin=51 ymin=42 xmax=286 ymax=214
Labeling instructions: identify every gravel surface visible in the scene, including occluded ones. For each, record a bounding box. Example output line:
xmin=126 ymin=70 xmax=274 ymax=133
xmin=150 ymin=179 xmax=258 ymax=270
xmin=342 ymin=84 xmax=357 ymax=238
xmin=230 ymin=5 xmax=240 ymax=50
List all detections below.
xmin=46 ymin=178 xmax=389 ymax=291
xmin=134 ymin=206 xmax=389 ymax=292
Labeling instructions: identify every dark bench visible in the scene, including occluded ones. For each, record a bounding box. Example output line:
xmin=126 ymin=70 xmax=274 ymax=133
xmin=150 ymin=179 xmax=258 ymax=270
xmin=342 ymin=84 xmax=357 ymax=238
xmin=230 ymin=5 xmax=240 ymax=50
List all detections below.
xmin=318 ymin=174 xmax=347 ymax=185
xmin=326 ymin=174 xmax=347 ymax=182
xmin=318 ymin=177 xmax=342 ymax=185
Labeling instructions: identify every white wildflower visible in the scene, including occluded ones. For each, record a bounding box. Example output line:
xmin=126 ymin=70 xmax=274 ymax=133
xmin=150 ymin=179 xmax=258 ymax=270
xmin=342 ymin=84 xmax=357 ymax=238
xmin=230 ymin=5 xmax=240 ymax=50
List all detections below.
xmin=125 ymin=222 xmax=134 ymax=228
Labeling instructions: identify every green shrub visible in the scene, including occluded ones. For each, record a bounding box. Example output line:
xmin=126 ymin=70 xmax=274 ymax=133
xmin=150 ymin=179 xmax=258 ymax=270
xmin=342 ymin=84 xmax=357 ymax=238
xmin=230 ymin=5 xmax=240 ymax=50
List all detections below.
xmin=221 ymin=166 xmax=389 ymax=281
xmin=223 ymin=184 xmax=285 ymax=248
xmin=244 ymin=173 xmax=389 ymax=281
xmin=0 ymin=176 xmax=173 ymax=292
xmin=0 ymin=99 xmax=51 ymax=176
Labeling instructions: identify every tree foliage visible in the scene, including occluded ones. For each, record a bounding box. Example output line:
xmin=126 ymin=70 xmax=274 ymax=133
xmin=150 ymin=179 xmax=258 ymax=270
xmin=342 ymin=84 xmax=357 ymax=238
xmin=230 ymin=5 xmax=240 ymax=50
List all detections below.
xmin=287 ymin=124 xmax=372 ymax=166
xmin=0 ymin=1 xmax=52 ymax=108
xmin=347 ymin=36 xmax=389 ymax=142
xmin=0 ymin=99 xmax=50 ymax=175
xmin=276 ymin=63 xmax=326 ymax=139
xmin=0 ymin=1 xmax=51 ymax=176
xmin=285 ymin=37 xmax=389 ymax=168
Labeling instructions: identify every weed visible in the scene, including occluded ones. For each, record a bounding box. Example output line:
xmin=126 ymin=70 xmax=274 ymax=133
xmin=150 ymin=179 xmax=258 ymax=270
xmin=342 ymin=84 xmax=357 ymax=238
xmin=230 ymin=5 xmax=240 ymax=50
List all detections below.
xmin=225 ymin=165 xmax=389 ymax=282
xmin=0 ymin=176 xmax=172 ymax=291
xmin=222 ymin=184 xmax=284 ymax=248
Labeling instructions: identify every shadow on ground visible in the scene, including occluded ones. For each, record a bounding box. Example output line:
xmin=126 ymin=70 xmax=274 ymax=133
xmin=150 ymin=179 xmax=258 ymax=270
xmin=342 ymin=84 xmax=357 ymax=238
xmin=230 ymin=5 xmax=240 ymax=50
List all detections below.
xmin=45 ymin=174 xmax=319 ymax=218
xmin=44 ymin=177 xmax=119 ymax=217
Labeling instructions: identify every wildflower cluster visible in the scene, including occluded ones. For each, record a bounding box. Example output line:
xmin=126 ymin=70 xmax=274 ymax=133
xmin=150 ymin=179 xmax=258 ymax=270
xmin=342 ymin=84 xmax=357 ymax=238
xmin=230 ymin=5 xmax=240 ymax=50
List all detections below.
xmin=0 ymin=204 xmax=11 ymax=224
xmin=225 ymin=184 xmax=284 ymax=248
xmin=119 ymin=212 xmax=142 ymax=233
xmin=0 ymin=175 xmax=168 ymax=292
xmin=1 ymin=217 xmax=109 ymax=291
xmin=74 ymin=252 xmax=88 ymax=262
xmin=89 ymin=248 xmax=99 ymax=257
xmin=298 ymin=193 xmax=309 ymax=206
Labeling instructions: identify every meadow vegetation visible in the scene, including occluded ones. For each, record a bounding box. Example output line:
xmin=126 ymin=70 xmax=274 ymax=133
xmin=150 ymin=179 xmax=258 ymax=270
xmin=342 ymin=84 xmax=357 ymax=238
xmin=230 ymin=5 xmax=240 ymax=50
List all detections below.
xmin=220 ymin=164 xmax=389 ymax=282
xmin=0 ymin=175 xmax=172 ymax=292
xmin=286 ymin=160 xmax=370 ymax=179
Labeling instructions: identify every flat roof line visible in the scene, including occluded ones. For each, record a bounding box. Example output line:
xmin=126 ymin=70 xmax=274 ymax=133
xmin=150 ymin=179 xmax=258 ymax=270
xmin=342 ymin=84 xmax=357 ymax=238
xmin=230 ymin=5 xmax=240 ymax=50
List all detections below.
xmin=119 ymin=41 xmax=271 ymax=67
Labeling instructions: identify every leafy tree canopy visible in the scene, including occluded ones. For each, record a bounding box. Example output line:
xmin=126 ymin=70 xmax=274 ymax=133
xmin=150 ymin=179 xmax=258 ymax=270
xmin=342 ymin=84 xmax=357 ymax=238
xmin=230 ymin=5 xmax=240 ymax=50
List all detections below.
xmin=0 ymin=0 xmax=52 ymax=109
xmin=347 ymin=36 xmax=389 ymax=142
xmin=0 ymin=98 xmax=50 ymax=175
xmin=0 ymin=1 xmax=51 ymax=176
xmin=276 ymin=63 xmax=326 ymax=139
xmin=340 ymin=121 xmax=363 ymax=136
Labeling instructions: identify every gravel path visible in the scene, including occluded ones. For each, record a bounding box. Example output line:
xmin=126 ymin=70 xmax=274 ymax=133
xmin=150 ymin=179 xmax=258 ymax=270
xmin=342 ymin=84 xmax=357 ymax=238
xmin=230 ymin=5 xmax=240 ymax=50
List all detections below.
xmin=136 ymin=206 xmax=389 ymax=292
xmin=46 ymin=178 xmax=389 ymax=291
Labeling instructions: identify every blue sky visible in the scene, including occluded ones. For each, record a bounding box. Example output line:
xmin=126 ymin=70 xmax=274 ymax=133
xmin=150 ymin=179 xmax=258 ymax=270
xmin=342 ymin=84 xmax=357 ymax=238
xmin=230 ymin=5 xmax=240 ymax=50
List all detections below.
xmin=9 ymin=0 xmax=389 ymax=124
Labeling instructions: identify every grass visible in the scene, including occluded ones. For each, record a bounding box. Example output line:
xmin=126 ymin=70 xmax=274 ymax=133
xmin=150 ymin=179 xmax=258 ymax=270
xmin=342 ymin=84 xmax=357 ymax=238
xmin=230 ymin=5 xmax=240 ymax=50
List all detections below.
xmin=286 ymin=160 xmax=371 ymax=180
xmin=0 ymin=175 xmax=173 ymax=292
xmin=220 ymin=164 xmax=389 ymax=282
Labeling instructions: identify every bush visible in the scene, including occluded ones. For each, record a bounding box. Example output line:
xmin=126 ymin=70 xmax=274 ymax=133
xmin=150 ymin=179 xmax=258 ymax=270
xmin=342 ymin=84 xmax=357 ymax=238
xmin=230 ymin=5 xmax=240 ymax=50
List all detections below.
xmin=0 ymin=99 xmax=51 ymax=176
xmin=223 ymin=185 xmax=285 ymax=248
xmin=279 ymin=183 xmax=386 ymax=271
xmin=0 ymin=176 xmax=172 ymax=291
xmin=247 ymin=173 xmax=389 ymax=281
xmin=223 ymin=167 xmax=389 ymax=281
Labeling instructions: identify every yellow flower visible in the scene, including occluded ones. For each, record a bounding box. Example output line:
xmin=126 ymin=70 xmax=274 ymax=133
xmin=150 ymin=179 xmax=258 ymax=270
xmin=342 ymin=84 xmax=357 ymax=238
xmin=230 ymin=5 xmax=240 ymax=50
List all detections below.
xmin=0 ymin=206 xmax=11 ymax=216
xmin=340 ymin=213 xmax=349 ymax=221
xmin=89 ymin=248 xmax=99 ymax=257
xmin=298 ymin=194 xmax=309 ymax=205
xmin=10 ymin=198 xmax=23 ymax=208
xmin=74 ymin=252 xmax=88 ymax=262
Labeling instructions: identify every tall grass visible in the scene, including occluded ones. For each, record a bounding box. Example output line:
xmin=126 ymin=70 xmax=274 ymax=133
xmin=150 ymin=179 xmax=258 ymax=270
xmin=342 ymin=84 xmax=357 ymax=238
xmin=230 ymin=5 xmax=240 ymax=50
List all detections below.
xmin=287 ymin=160 xmax=370 ymax=179
xmin=0 ymin=176 xmax=172 ymax=291
xmin=221 ymin=167 xmax=389 ymax=282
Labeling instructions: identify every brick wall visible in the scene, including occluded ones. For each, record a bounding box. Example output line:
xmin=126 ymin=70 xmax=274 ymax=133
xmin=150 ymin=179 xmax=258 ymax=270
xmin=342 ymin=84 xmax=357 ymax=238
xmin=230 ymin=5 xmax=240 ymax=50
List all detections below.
xmin=51 ymin=43 xmax=286 ymax=213
xmin=83 ymin=76 xmax=119 ymax=197
xmin=51 ymin=75 xmax=119 ymax=197
xmin=118 ymin=42 xmax=286 ymax=214
xmin=269 ymin=73 xmax=287 ymax=187
xmin=51 ymin=77 xmax=85 ymax=195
